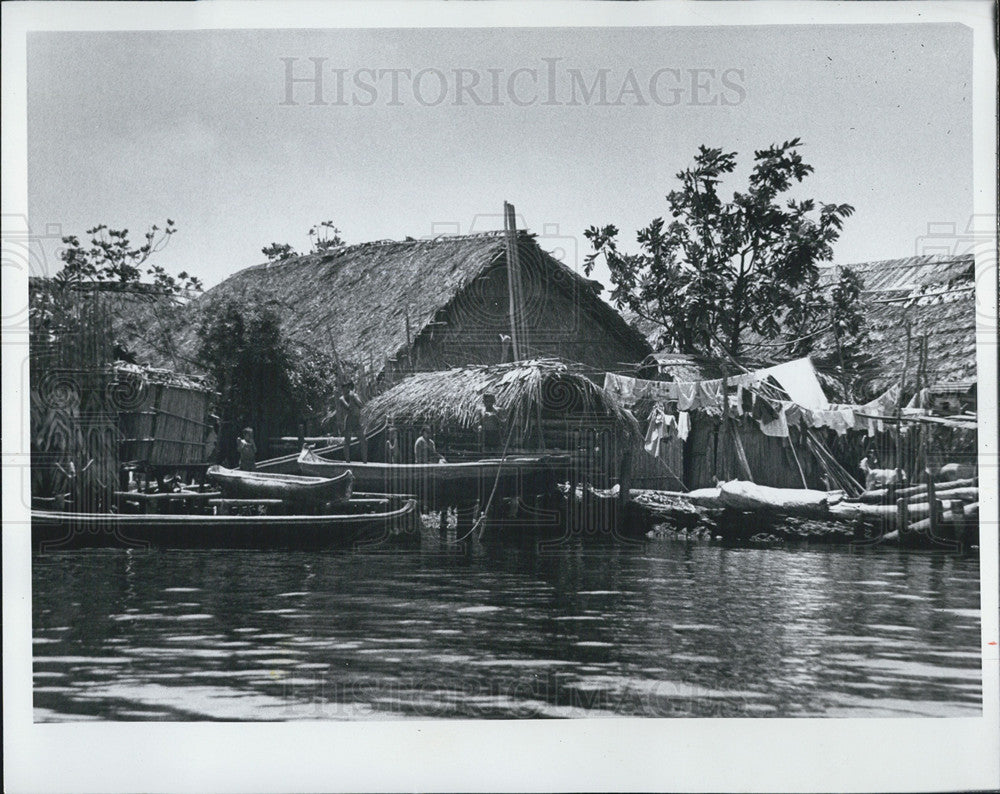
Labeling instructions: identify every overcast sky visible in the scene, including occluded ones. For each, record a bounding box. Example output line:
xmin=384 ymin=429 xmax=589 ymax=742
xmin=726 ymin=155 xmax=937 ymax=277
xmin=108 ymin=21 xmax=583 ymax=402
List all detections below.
xmin=27 ymin=24 xmax=972 ymax=290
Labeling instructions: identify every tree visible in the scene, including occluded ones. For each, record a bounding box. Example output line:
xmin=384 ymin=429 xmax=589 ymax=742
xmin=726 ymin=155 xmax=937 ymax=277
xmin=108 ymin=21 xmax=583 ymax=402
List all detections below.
xmin=828 ymin=266 xmax=870 ymax=401
xmin=195 ymin=291 xmax=341 ymax=462
xmin=308 ymin=220 xmax=345 ymax=252
xmin=262 ymin=221 xmax=346 ymax=263
xmin=29 ymin=219 xmax=200 ymax=508
xmin=57 ymin=220 xmax=201 ymax=293
xmin=584 ymin=139 xmax=855 ymax=359
xmin=262 ymin=242 xmax=297 ymax=262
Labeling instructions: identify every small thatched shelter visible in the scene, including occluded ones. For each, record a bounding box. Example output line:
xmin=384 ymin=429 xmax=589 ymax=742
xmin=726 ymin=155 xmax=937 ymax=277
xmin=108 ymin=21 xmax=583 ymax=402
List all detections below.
xmin=363 ymin=359 xmax=639 ymax=475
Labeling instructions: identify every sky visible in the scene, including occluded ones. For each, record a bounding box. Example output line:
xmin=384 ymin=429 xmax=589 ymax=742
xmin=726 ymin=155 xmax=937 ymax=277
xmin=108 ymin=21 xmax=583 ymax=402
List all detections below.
xmin=26 ymin=24 xmax=973 ymax=290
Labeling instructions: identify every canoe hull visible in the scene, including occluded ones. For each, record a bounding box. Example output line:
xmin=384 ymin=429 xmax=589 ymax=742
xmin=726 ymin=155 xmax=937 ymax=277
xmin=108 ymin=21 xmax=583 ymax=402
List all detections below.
xmin=296 ymin=449 xmax=570 ymax=507
xmin=31 ymin=501 xmax=417 ymax=551
xmin=207 ymin=465 xmax=353 ymax=504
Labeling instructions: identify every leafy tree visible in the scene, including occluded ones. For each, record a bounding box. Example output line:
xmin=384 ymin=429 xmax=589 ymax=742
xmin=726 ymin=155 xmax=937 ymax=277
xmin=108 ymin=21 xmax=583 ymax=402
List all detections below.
xmin=308 ymin=220 xmax=345 ymax=252
xmin=262 ymin=221 xmax=346 ymax=263
xmin=584 ymin=139 xmax=855 ymax=359
xmin=195 ymin=291 xmax=342 ymax=461
xmin=30 ymin=219 xmax=200 ymax=507
xmin=57 ymin=220 xmax=202 ymax=293
xmin=196 ymin=291 xmax=295 ymax=461
xmin=828 ymin=266 xmax=870 ymax=401
xmin=262 ymin=242 xmax=297 ymax=262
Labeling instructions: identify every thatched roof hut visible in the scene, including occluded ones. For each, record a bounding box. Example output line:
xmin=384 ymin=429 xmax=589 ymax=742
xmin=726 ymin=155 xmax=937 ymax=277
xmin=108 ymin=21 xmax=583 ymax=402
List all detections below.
xmin=363 ymin=359 xmax=639 ymax=463
xmin=155 ymin=231 xmax=651 ymax=382
xmin=813 ymin=253 xmax=977 ymax=395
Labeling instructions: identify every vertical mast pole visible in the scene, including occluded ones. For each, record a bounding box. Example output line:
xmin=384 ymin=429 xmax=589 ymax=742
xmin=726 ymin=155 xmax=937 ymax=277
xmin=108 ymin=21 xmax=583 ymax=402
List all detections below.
xmin=503 ymin=201 xmax=521 ymax=361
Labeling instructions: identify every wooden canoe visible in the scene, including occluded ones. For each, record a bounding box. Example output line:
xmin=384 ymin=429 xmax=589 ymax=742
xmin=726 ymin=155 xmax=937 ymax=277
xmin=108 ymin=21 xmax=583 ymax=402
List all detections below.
xmin=296 ymin=447 xmax=570 ymax=506
xmin=31 ymin=499 xmax=417 ymax=551
xmin=207 ymin=465 xmax=353 ymax=504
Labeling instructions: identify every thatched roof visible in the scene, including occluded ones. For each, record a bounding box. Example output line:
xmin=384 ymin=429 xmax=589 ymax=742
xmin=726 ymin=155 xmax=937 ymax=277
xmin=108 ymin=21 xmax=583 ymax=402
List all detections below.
xmin=363 ymin=359 xmax=639 ymax=440
xmin=28 ymin=278 xmax=197 ymax=372
xmin=815 ymin=253 xmax=977 ymax=391
xmin=160 ymin=231 xmax=650 ymax=378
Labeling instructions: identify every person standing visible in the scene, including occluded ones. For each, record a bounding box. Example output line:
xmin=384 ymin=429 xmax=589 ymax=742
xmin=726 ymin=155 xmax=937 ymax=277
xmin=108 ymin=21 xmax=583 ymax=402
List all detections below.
xmin=237 ymin=427 xmax=257 ymax=471
xmin=338 ymin=381 xmax=367 ymax=463
xmin=414 ymin=425 xmax=444 ymax=464
xmin=477 ymin=393 xmax=506 ymax=454
xmin=384 ymin=426 xmax=401 ymax=464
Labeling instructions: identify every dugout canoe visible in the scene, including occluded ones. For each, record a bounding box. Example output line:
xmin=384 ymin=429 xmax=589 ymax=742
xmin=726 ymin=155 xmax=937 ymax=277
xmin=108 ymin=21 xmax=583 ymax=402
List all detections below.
xmin=31 ymin=499 xmax=417 ymax=551
xmin=207 ymin=465 xmax=353 ymax=504
xmin=296 ymin=447 xmax=570 ymax=504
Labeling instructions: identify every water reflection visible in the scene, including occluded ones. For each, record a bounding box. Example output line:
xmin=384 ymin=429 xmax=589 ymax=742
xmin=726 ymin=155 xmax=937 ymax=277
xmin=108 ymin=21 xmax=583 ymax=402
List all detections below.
xmin=33 ymin=543 xmax=981 ymax=720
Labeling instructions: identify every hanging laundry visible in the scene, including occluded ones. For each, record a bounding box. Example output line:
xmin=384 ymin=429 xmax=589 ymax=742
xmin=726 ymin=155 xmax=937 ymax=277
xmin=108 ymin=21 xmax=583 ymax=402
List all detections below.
xmin=643 ymin=407 xmax=676 ymax=457
xmin=603 ymin=373 xmax=635 ymax=406
xmin=762 ymin=357 xmax=830 ymax=410
xmin=677 ymin=381 xmax=698 ymax=411
xmin=697 ymin=379 xmax=725 ymax=409
xmin=809 ymin=407 xmax=855 ymax=436
xmin=677 ymin=411 xmax=691 ymax=442
xmin=752 ymin=394 xmax=779 ymax=423
xmin=784 ymin=402 xmax=807 ymax=429
xmin=759 ymin=404 xmax=790 ymax=438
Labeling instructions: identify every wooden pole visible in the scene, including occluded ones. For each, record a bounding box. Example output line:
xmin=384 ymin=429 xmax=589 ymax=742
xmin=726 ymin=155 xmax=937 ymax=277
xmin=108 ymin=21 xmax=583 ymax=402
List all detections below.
xmin=895 ymin=322 xmax=912 ymax=481
xmin=503 ymin=202 xmax=521 ymax=362
xmin=896 ymin=497 xmax=909 ymax=535
xmin=505 ymin=202 xmax=529 ymax=358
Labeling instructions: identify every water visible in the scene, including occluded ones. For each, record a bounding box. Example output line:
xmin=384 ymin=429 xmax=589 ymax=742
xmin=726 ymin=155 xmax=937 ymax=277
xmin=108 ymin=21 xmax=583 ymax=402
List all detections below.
xmin=32 ymin=541 xmax=982 ymax=720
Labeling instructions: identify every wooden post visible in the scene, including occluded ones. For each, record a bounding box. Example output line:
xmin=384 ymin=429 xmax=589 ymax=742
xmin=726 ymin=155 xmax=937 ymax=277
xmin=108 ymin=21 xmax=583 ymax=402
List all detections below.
xmin=896 ymin=497 xmax=909 ymax=534
xmin=618 ymin=448 xmax=632 ymax=530
xmin=895 ymin=322 xmax=912 ymax=482
xmin=926 ymin=476 xmax=937 ymax=537
xmin=503 ymin=202 xmax=521 ymax=361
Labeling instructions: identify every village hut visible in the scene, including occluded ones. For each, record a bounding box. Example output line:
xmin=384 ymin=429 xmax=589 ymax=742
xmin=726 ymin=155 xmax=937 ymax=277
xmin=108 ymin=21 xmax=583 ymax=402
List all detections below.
xmin=29 ymin=279 xmax=214 ymax=509
xmin=363 ymin=359 xmax=640 ymax=484
xmin=807 ymin=253 xmax=978 ymax=478
xmin=812 ymin=253 xmax=977 ymax=398
xmin=158 ymin=231 xmax=651 ymax=388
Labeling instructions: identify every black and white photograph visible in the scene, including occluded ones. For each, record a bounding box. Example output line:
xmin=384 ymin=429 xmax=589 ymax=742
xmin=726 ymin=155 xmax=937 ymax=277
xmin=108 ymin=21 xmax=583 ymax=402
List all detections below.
xmin=3 ymin=1 xmax=998 ymax=791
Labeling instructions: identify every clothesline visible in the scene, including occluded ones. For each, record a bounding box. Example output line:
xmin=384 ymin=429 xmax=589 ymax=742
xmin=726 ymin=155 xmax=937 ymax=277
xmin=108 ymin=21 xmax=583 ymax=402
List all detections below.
xmin=606 ymin=358 xmax=904 ymax=439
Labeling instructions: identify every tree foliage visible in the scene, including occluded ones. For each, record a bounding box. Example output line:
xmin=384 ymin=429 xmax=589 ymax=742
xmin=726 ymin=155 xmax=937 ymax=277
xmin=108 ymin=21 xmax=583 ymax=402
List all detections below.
xmin=262 ymin=220 xmax=346 ymax=262
xmin=261 ymin=242 xmax=297 ymax=262
xmin=57 ymin=220 xmax=202 ymax=293
xmin=195 ymin=291 xmax=340 ymax=461
xmin=584 ymin=140 xmax=855 ymax=359
xmin=828 ymin=266 xmax=870 ymax=401
xmin=308 ymin=220 xmax=345 ymax=252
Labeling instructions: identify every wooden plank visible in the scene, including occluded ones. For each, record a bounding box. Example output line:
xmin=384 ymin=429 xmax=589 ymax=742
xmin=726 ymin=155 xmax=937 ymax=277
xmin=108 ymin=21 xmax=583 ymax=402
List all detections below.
xmin=209 ymin=498 xmax=285 ymax=506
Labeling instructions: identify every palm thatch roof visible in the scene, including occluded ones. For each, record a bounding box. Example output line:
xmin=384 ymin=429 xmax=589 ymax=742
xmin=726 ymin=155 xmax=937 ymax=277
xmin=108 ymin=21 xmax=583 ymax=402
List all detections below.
xmin=363 ymin=359 xmax=640 ymax=441
xmin=155 ymin=231 xmax=650 ymax=378
xmin=28 ymin=277 xmax=197 ymax=372
xmin=814 ymin=253 xmax=977 ymax=392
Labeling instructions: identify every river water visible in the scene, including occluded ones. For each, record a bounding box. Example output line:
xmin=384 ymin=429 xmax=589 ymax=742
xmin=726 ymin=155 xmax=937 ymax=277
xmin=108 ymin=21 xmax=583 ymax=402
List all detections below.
xmin=32 ymin=540 xmax=982 ymax=720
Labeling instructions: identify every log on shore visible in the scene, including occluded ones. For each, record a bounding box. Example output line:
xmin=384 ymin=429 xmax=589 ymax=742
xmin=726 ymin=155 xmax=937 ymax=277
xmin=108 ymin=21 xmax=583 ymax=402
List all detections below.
xmin=908 ymin=502 xmax=978 ymax=534
xmin=828 ymin=500 xmax=935 ymax=523
xmin=857 ymin=477 xmax=976 ymax=504
xmin=902 ymin=486 xmax=977 ymax=505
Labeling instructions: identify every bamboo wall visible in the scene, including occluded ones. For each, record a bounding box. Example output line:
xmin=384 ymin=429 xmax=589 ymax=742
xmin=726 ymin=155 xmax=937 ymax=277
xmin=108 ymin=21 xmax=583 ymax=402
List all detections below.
xmin=119 ymin=383 xmax=212 ymax=466
xmin=684 ymin=414 xmax=824 ymax=490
